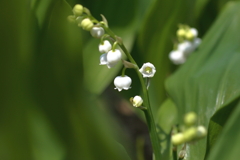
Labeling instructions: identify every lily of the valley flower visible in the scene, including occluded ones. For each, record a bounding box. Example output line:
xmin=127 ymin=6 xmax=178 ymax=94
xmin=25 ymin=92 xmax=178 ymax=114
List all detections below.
xmin=114 ymin=76 xmax=132 ymax=91
xmin=99 ymin=53 xmax=108 ymax=65
xmin=169 ymin=50 xmax=186 ymax=65
xmin=177 ymin=41 xmax=194 ymax=56
xmin=139 ymin=62 xmax=156 ymax=78
xmin=106 ymin=49 xmax=122 ymax=68
xmin=132 ymin=96 xmax=143 ymax=107
xmin=99 ymin=49 xmax=122 ymax=68
xmin=90 ymin=27 xmax=105 ymax=38
xmin=99 ymin=40 xmax=112 ymax=53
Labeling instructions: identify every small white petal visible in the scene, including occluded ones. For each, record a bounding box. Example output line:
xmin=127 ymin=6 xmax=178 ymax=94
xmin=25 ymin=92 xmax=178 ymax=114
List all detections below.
xmin=139 ymin=62 xmax=156 ymax=78
xmin=106 ymin=49 xmax=122 ymax=68
xmin=114 ymin=76 xmax=132 ymax=91
xmin=90 ymin=27 xmax=105 ymax=38
xmin=99 ymin=53 xmax=108 ymax=65
xmin=99 ymin=40 xmax=112 ymax=53
xmin=169 ymin=50 xmax=186 ymax=65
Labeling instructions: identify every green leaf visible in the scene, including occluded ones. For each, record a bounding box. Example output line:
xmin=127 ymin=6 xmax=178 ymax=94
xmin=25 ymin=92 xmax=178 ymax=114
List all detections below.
xmin=156 ymin=99 xmax=178 ymax=160
xmin=165 ymin=2 xmax=240 ymax=160
xmin=206 ymin=98 xmax=240 ymax=160
xmin=205 ymin=98 xmax=239 ymax=158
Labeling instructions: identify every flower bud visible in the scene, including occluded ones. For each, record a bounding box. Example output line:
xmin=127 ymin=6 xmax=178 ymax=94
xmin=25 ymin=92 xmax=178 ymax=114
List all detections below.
xmin=72 ymin=4 xmax=83 ymax=16
xmin=131 ymin=96 xmax=143 ymax=107
xmin=90 ymin=27 xmax=105 ymax=38
xmin=139 ymin=62 xmax=156 ymax=78
xmin=196 ymin=125 xmax=207 ymax=138
xmin=184 ymin=112 xmax=197 ymax=126
xmin=81 ymin=18 xmax=93 ymax=31
xmin=99 ymin=40 xmax=112 ymax=53
xmin=169 ymin=50 xmax=186 ymax=65
xmin=185 ymin=28 xmax=198 ymax=41
xmin=177 ymin=28 xmax=186 ymax=38
xmin=172 ymin=133 xmax=185 ymax=145
xmin=183 ymin=127 xmax=198 ymax=142
xmin=106 ymin=49 xmax=122 ymax=68
xmin=114 ymin=76 xmax=132 ymax=91
xmin=190 ymin=28 xmax=198 ymax=38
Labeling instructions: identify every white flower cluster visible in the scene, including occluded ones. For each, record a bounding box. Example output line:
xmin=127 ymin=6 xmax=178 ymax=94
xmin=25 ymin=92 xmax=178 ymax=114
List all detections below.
xmin=69 ymin=4 xmax=158 ymax=109
xmin=169 ymin=26 xmax=201 ymax=65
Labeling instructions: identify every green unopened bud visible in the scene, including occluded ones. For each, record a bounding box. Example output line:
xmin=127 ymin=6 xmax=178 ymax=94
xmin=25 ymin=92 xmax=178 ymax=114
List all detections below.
xmin=81 ymin=18 xmax=94 ymax=31
xmin=131 ymin=96 xmax=143 ymax=107
xmin=183 ymin=127 xmax=197 ymax=142
xmin=172 ymin=133 xmax=185 ymax=145
xmin=73 ymin=4 xmax=83 ymax=16
xmin=177 ymin=28 xmax=186 ymax=38
xmin=184 ymin=112 xmax=197 ymax=126
xmin=196 ymin=125 xmax=207 ymax=138
xmin=185 ymin=30 xmax=194 ymax=41
xmin=67 ymin=15 xmax=76 ymax=23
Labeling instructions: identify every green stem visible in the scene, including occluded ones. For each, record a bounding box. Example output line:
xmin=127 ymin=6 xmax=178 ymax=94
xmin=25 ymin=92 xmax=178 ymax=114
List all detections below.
xmin=101 ymin=25 xmax=161 ymax=160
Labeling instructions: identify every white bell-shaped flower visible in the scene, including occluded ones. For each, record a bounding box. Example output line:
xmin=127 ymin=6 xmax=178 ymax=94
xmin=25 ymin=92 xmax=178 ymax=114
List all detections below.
xmin=177 ymin=41 xmax=194 ymax=56
xmin=114 ymin=75 xmax=132 ymax=91
xmin=169 ymin=50 xmax=186 ymax=65
xmin=99 ymin=40 xmax=112 ymax=53
xmin=132 ymin=96 xmax=143 ymax=107
xmin=139 ymin=62 xmax=156 ymax=78
xmin=99 ymin=53 xmax=108 ymax=65
xmin=106 ymin=49 xmax=122 ymax=68
xmin=90 ymin=27 xmax=105 ymax=38
xmin=190 ymin=28 xmax=198 ymax=38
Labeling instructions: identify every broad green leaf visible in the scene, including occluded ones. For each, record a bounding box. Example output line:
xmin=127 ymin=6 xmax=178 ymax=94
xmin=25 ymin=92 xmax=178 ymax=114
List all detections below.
xmin=31 ymin=0 xmax=57 ymax=28
xmin=165 ymin=2 xmax=240 ymax=160
xmin=207 ymin=98 xmax=240 ymax=160
xmin=0 ymin=0 xmax=35 ymax=159
xmin=156 ymin=99 xmax=178 ymax=160
xmin=205 ymin=98 xmax=239 ymax=158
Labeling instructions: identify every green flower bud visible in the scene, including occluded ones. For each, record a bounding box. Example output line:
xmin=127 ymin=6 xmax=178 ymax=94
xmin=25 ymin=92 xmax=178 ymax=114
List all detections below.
xmin=183 ymin=127 xmax=197 ymax=142
xmin=177 ymin=28 xmax=186 ymax=38
xmin=184 ymin=112 xmax=197 ymax=126
xmin=73 ymin=4 xmax=83 ymax=16
xmin=172 ymin=133 xmax=185 ymax=145
xmin=185 ymin=30 xmax=194 ymax=41
xmin=196 ymin=125 xmax=207 ymax=138
xmin=81 ymin=18 xmax=94 ymax=31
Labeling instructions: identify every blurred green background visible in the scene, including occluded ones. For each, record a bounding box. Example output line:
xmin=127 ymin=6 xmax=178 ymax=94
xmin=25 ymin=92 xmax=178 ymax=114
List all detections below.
xmin=1 ymin=0 xmax=240 ymax=160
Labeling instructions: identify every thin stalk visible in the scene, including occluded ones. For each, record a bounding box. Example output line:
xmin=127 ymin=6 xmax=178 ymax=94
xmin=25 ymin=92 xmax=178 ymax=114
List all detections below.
xmin=102 ymin=26 xmax=161 ymax=159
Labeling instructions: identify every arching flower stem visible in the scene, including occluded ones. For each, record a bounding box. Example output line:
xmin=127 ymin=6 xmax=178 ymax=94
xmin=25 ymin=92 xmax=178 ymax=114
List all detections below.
xmin=100 ymin=22 xmax=162 ymax=160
